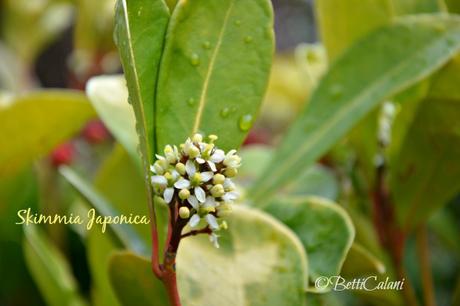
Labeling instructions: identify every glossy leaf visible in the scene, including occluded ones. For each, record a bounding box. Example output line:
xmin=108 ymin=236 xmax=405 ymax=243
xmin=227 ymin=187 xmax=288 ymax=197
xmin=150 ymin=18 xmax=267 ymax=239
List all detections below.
xmin=251 ymin=15 xmax=460 ymax=203
xmin=155 ymin=0 xmax=274 ymax=151
xmin=23 ymin=225 xmax=87 ymax=306
xmin=341 ymin=243 xmax=386 ymax=278
xmin=110 ymin=206 xmax=308 ymax=306
xmin=263 ymin=196 xmax=354 ymax=279
xmin=59 ymin=165 xmax=147 ymax=254
xmin=86 ymin=75 xmax=139 ymax=164
xmin=114 ymin=0 xmax=169 ymax=166
xmin=0 ymin=91 xmax=95 ymax=177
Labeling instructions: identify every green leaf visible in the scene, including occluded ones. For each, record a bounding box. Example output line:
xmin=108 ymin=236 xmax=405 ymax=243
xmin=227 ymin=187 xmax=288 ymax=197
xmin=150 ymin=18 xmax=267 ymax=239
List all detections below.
xmin=263 ymin=197 xmax=354 ymax=280
xmin=155 ymin=0 xmax=274 ymax=151
xmin=392 ymin=0 xmax=446 ymax=15
xmin=315 ymin=0 xmax=393 ymax=60
xmin=110 ymin=206 xmax=308 ymax=306
xmin=341 ymin=243 xmax=386 ymax=278
xmin=23 ymin=225 xmax=87 ymax=306
xmin=250 ymin=15 xmax=460 ymax=203
xmin=114 ymin=0 xmax=169 ymax=161
xmin=59 ymin=165 xmax=147 ymax=254
xmin=109 ymin=252 xmax=170 ymax=306
xmin=86 ymin=75 xmax=139 ymax=165
xmin=389 ymin=97 xmax=460 ymax=230
xmin=0 ymin=91 xmax=95 ymax=177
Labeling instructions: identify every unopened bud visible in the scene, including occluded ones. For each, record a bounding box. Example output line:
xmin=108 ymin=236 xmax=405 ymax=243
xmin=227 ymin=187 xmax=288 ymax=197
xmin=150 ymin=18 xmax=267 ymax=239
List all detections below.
xmin=213 ymin=173 xmax=225 ymax=185
xmin=210 ymin=184 xmax=225 ymax=197
xmin=179 ymin=207 xmax=190 ymax=219
xmin=224 ymin=168 xmax=238 ymax=177
xmin=176 ymin=162 xmax=186 ymax=175
xmin=179 ymin=189 xmax=190 ymax=200
xmin=192 ymin=133 xmax=203 ymax=143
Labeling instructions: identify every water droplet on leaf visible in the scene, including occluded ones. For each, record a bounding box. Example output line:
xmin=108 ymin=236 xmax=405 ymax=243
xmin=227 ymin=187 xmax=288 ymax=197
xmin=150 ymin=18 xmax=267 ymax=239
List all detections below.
xmin=234 ymin=20 xmax=241 ymax=26
xmin=238 ymin=114 xmax=253 ymax=131
xmin=187 ymin=98 xmax=196 ymax=106
xmin=202 ymin=41 xmax=211 ymax=49
xmin=220 ymin=107 xmax=230 ymax=118
xmin=244 ymin=36 xmax=253 ymax=44
xmin=190 ymin=53 xmax=200 ymax=66
xmin=330 ymin=84 xmax=343 ymax=99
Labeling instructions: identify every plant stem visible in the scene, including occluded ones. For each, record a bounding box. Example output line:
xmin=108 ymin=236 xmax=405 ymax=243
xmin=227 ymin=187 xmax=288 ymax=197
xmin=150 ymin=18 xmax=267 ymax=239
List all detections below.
xmin=416 ymin=225 xmax=437 ymax=306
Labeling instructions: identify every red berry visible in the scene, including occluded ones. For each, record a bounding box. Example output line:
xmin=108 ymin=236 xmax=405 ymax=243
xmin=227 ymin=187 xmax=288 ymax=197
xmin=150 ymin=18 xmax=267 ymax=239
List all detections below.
xmin=51 ymin=142 xmax=75 ymax=166
xmin=82 ymin=119 xmax=110 ymax=143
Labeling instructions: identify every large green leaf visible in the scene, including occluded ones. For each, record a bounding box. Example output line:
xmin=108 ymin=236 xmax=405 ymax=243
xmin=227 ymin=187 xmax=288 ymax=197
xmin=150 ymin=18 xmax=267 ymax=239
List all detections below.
xmin=86 ymin=75 xmax=139 ymax=164
xmin=23 ymin=225 xmax=87 ymax=306
xmin=250 ymin=15 xmax=460 ymax=203
xmin=392 ymin=0 xmax=445 ymax=15
xmin=155 ymin=0 xmax=274 ymax=151
xmin=389 ymin=98 xmax=460 ymax=230
xmin=110 ymin=206 xmax=308 ymax=306
xmin=0 ymin=91 xmax=95 ymax=177
xmin=114 ymin=0 xmax=169 ymax=168
xmin=263 ymin=197 xmax=354 ymax=280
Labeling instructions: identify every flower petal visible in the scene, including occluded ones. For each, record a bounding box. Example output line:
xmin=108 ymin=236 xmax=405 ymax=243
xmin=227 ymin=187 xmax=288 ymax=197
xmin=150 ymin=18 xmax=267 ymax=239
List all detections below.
xmin=201 ymin=171 xmax=214 ymax=182
xmin=189 ymin=214 xmax=200 ymax=228
xmin=195 ymin=186 xmax=206 ymax=203
xmin=204 ymin=196 xmax=217 ymax=208
xmin=196 ymin=157 xmax=205 ymax=164
xmin=151 ymin=175 xmax=167 ymax=186
xmin=185 ymin=160 xmax=196 ymax=176
xmin=164 ymin=188 xmax=174 ymax=203
xmin=150 ymin=165 xmax=156 ymax=174
xmin=223 ymin=191 xmax=239 ymax=202
xmin=205 ymin=214 xmax=219 ymax=230
xmin=209 ymin=233 xmax=220 ymax=248
xmin=210 ymin=149 xmax=225 ymax=163
xmin=174 ymin=179 xmax=190 ymax=189
xmin=187 ymin=195 xmax=199 ymax=209
xmin=207 ymin=161 xmax=217 ymax=172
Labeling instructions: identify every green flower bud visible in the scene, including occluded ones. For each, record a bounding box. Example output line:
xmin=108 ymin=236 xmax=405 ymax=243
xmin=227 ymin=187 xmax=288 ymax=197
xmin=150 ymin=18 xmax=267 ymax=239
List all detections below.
xmin=189 ymin=146 xmax=200 ymax=158
xmin=179 ymin=207 xmax=190 ymax=219
xmin=210 ymin=184 xmax=225 ymax=197
xmin=213 ymin=174 xmax=225 ymax=185
xmin=224 ymin=168 xmax=238 ymax=177
xmin=179 ymin=189 xmax=190 ymax=200
xmin=176 ymin=162 xmax=186 ymax=175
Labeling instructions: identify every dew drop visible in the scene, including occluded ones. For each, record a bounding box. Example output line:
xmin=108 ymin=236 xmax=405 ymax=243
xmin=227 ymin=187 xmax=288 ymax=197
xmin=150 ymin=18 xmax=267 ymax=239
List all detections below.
xmin=238 ymin=114 xmax=253 ymax=131
xmin=187 ymin=98 xmax=196 ymax=106
xmin=190 ymin=53 xmax=200 ymax=66
xmin=330 ymin=84 xmax=343 ymax=99
xmin=220 ymin=107 xmax=230 ymax=118
xmin=234 ymin=20 xmax=241 ymax=26
xmin=244 ymin=36 xmax=253 ymax=44
xmin=202 ymin=41 xmax=211 ymax=49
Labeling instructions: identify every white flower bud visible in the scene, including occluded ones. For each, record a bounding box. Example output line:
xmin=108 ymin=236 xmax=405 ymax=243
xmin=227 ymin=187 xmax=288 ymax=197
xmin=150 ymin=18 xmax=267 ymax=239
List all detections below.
xmin=213 ymin=174 xmax=225 ymax=185
xmin=192 ymin=133 xmax=203 ymax=143
xmin=210 ymin=184 xmax=225 ymax=198
xmin=179 ymin=189 xmax=190 ymax=200
xmin=176 ymin=162 xmax=186 ymax=175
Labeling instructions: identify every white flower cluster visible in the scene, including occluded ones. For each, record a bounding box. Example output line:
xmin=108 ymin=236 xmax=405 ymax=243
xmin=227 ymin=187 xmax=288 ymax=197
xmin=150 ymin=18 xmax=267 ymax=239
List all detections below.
xmin=150 ymin=133 xmax=241 ymax=248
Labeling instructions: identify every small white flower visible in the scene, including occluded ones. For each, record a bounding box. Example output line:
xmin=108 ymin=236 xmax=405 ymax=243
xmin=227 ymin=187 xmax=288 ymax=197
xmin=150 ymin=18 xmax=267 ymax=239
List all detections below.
xmin=210 ymin=149 xmax=225 ymax=163
xmin=194 ymin=186 xmax=206 ymax=203
xmin=151 ymin=175 xmax=167 ymax=186
xmin=174 ymin=178 xmax=190 ymax=189
xmin=189 ymin=214 xmax=200 ymax=227
xmin=222 ymin=191 xmax=239 ymax=203
xmin=164 ymin=187 xmax=174 ymax=203
xmin=224 ymin=150 xmax=241 ymax=168
xmin=200 ymin=171 xmax=214 ymax=182
xmin=187 ymin=195 xmax=199 ymax=209
xmin=205 ymin=214 xmax=219 ymax=230
xmin=209 ymin=233 xmax=220 ymax=248
xmin=203 ymin=196 xmax=217 ymax=208
xmin=223 ymin=178 xmax=236 ymax=191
